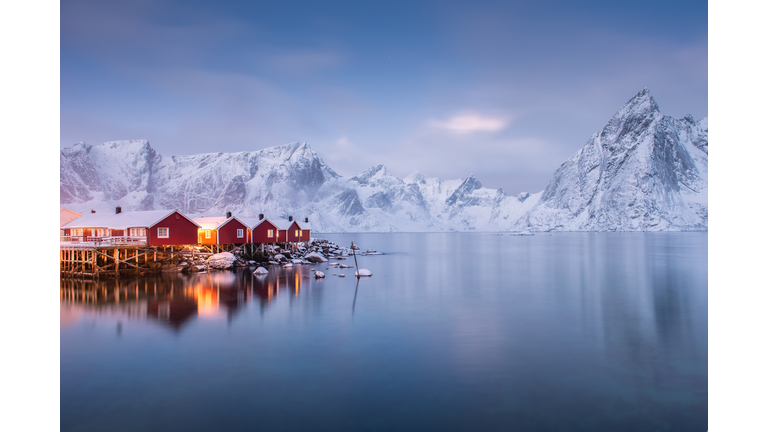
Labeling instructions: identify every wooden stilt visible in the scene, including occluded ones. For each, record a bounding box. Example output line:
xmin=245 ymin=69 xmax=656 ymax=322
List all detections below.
xmin=114 ymin=248 xmax=119 ymax=278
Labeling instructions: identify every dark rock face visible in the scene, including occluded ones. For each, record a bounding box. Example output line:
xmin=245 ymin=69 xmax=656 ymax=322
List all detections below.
xmin=60 ymin=143 xmax=101 ymax=204
xmin=335 ymin=189 xmax=366 ymax=216
xmin=445 ymin=175 xmax=483 ymax=207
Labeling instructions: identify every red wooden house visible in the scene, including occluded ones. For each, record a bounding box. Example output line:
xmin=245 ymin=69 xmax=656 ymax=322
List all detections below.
xmin=274 ymin=216 xmax=309 ymax=243
xmin=61 ymin=211 xmax=116 ymax=241
xmin=122 ymin=210 xmax=201 ymax=246
xmin=192 ymin=216 xmax=226 ymax=245
xmin=217 ymin=216 xmax=249 ymax=245
xmin=246 ymin=216 xmax=280 ymax=244
xmin=61 ymin=208 xmax=200 ymax=246
xmin=298 ymin=217 xmax=311 ymax=242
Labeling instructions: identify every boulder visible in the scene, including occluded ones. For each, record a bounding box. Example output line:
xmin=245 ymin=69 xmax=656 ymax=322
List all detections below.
xmin=355 ymin=269 xmax=373 ymax=277
xmin=253 ymin=267 xmax=269 ymax=275
xmin=207 ymin=252 xmax=237 ymax=269
xmin=304 ymin=252 xmax=328 ymax=263
xmin=314 ymin=271 xmax=325 ymax=278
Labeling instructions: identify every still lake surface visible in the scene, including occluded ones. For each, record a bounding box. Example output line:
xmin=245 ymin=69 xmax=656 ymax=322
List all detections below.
xmin=61 ymin=232 xmax=707 ymax=432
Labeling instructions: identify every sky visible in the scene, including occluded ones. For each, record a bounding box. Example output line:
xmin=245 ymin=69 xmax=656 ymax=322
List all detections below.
xmin=60 ymin=0 xmax=707 ymax=195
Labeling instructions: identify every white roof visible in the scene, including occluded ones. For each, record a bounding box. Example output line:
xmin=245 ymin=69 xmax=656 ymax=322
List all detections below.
xmin=273 ymin=219 xmax=296 ymax=230
xmin=60 ymin=208 xmax=83 ymax=228
xmin=238 ymin=217 xmax=261 ymax=229
xmin=297 ymin=221 xmax=311 ymax=230
xmin=193 ymin=216 xmax=228 ymax=230
xmin=62 ymin=210 xmax=201 ymax=230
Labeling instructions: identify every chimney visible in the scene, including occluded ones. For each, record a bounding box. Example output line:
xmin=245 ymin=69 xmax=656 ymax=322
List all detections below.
xmin=288 ymin=215 xmax=293 ymax=222
xmin=305 ymin=217 xmax=309 ymax=223
xmin=116 ymin=206 xmax=122 ymax=214
xmin=91 ymin=210 xmax=96 ymax=213
xmin=259 ymin=213 xmax=264 ymax=220
xmin=226 ymin=211 xmax=232 ymax=218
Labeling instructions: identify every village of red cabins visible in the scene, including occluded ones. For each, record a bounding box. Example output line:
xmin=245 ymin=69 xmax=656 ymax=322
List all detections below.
xmin=60 ymin=207 xmax=311 ymax=250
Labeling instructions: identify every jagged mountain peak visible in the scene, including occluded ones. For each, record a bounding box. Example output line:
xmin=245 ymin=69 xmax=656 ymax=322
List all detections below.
xmin=60 ymin=89 xmax=706 ymax=232
xmin=403 ymin=170 xmax=428 ymax=184
xmin=460 ymin=173 xmax=482 ymax=190
xmin=350 ymin=164 xmax=391 ymax=185
xmin=516 ymin=89 xmax=707 ymax=232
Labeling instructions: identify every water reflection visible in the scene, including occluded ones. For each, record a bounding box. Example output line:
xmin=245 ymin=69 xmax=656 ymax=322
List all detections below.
xmin=60 ymin=265 xmax=319 ymax=332
xmin=61 ymin=233 xmax=706 ymax=431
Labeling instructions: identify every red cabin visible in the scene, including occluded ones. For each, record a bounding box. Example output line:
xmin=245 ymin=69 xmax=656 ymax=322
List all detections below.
xmin=140 ymin=210 xmax=200 ymax=246
xmin=217 ymin=217 xmax=249 ymax=245
xmin=248 ymin=218 xmax=280 ymax=244
xmin=192 ymin=216 xmax=226 ymax=245
xmin=298 ymin=218 xmax=311 ymax=241
xmin=286 ymin=221 xmax=302 ymax=242
xmin=61 ymin=209 xmax=200 ymax=246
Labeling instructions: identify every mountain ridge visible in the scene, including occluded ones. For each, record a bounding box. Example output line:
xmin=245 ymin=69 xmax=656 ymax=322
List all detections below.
xmin=60 ymin=89 xmax=707 ymax=232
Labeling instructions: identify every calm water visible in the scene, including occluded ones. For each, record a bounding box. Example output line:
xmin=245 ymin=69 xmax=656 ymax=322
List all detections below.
xmin=60 ymin=232 xmax=707 ymax=432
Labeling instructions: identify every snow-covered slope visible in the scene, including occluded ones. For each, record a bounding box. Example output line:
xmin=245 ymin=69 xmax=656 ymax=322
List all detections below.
xmin=512 ymin=89 xmax=707 ymax=231
xmin=60 ymin=89 xmax=707 ymax=232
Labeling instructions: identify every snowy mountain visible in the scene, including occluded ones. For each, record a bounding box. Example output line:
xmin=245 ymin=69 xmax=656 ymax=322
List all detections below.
xmin=60 ymin=89 xmax=707 ymax=232
xmin=512 ymin=89 xmax=707 ymax=231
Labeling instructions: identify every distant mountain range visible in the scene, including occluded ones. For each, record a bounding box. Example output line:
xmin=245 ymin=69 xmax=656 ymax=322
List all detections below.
xmin=60 ymin=89 xmax=707 ymax=232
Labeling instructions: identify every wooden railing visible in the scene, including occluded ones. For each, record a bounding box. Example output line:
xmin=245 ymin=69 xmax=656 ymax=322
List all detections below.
xmin=60 ymin=236 xmax=147 ymax=246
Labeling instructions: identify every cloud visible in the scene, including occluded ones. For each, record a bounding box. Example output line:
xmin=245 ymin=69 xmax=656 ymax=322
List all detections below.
xmin=428 ymin=114 xmax=510 ymax=134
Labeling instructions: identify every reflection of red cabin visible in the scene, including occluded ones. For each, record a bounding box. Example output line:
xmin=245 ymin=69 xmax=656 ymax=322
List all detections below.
xmin=217 ymin=217 xmax=249 ymax=245
xmin=147 ymin=299 xmax=198 ymax=331
xmin=248 ymin=218 xmax=280 ymax=244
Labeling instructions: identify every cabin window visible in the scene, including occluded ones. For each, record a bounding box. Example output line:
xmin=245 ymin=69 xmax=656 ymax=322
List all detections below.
xmin=129 ymin=228 xmax=146 ymax=237
xmin=205 ymin=230 xmax=211 ymax=239
xmin=267 ymin=229 xmax=273 ymax=237
xmin=295 ymin=230 xmax=299 ymax=237
xmin=158 ymin=227 xmax=169 ymax=238
xmin=299 ymin=230 xmax=303 ymax=237
xmin=237 ymin=229 xmax=244 ymax=238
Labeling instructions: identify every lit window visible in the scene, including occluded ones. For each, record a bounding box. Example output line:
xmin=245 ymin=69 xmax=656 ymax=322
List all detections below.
xmin=237 ymin=229 xmax=244 ymax=238
xmin=295 ymin=230 xmax=299 ymax=237
xmin=267 ymin=229 xmax=273 ymax=237
xmin=299 ymin=230 xmax=303 ymax=237
xmin=205 ymin=230 xmax=211 ymax=239
xmin=158 ymin=227 xmax=169 ymax=238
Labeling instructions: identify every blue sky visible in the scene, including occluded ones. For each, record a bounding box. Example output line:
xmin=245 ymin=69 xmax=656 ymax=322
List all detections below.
xmin=60 ymin=0 xmax=707 ymax=194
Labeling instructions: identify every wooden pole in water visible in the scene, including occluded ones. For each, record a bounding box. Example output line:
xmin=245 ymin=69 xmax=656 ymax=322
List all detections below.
xmin=351 ymin=241 xmax=360 ymax=278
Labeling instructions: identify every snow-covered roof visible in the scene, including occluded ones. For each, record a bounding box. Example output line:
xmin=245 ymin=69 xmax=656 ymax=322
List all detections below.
xmin=240 ymin=217 xmax=279 ymax=230
xmin=217 ymin=216 xmax=249 ymax=230
xmin=193 ymin=216 xmax=228 ymax=230
xmin=60 ymin=208 xmax=83 ymax=228
xmin=61 ymin=212 xmax=115 ymax=229
xmin=62 ymin=209 xmax=201 ymax=230
xmin=238 ymin=217 xmax=262 ymax=229
xmin=273 ymin=219 xmax=297 ymax=230
xmin=297 ymin=221 xmax=311 ymax=230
